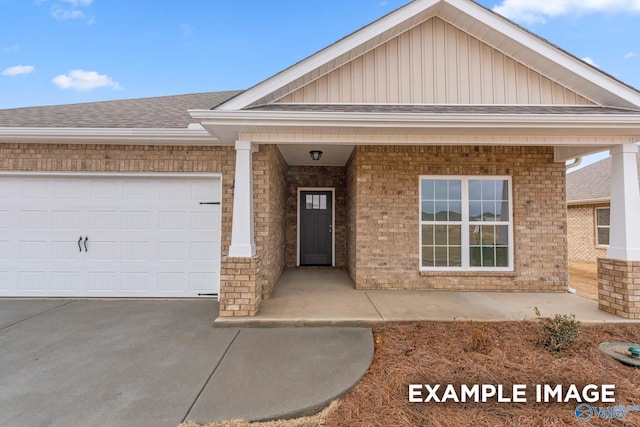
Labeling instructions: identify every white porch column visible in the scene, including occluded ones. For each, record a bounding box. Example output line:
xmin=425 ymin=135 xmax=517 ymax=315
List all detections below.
xmin=228 ymin=140 xmax=257 ymax=257
xmin=607 ymin=143 xmax=640 ymax=261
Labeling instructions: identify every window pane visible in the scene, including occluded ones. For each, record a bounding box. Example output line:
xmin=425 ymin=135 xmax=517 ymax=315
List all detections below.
xmin=435 ymin=225 xmax=448 ymax=245
xmin=482 ymin=225 xmax=496 ymax=245
xmin=449 ymin=180 xmax=462 ymax=200
xmin=306 ymin=195 xmax=313 ymax=209
xmin=313 ymin=195 xmax=320 ymax=209
xmin=435 ymin=247 xmax=448 ymax=267
xmin=435 ymin=201 xmax=448 ymax=221
xmin=449 ymin=201 xmax=462 ymax=221
xmin=435 ymin=181 xmax=449 ymax=199
xmin=421 ymin=201 xmax=435 ymax=221
xmin=449 ymin=247 xmax=462 ymax=267
xmin=422 ymin=225 xmax=434 ymax=246
xmin=469 ymin=180 xmax=482 ymax=201
xmin=482 ymin=201 xmax=496 ymax=221
xmin=469 ymin=201 xmax=482 ymax=221
xmin=469 ymin=224 xmax=481 ymax=245
xmin=422 ymin=247 xmax=435 ymax=267
xmin=483 ymin=247 xmax=495 ymax=267
xmin=422 ymin=180 xmax=435 ymax=201
xmin=320 ymin=195 xmax=327 ymax=210
xmin=496 ymin=199 xmax=510 ymax=221
xmin=597 ymin=209 xmax=610 ymax=226
xmin=496 ymin=225 xmax=509 ymax=245
xmin=470 ymin=247 xmax=482 ymax=267
xmin=496 ymin=247 xmax=509 ymax=267
xmin=449 ymin=225 xmax=461 ymax=246
xmin=482 ymin=180 xmax=496 ymax=200
xmin=598 ymin=228 xmax=610 ymax=246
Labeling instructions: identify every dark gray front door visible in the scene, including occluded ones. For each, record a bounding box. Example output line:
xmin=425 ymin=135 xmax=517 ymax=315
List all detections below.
xmin=299 ymin=191 xmax=333 ymax=266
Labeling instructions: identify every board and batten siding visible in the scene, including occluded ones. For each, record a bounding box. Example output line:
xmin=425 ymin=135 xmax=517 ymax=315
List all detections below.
xmin=277 ymin=17 xmax=593 ymax=105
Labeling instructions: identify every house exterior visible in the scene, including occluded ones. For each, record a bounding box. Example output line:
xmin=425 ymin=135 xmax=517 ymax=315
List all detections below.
xmin=1 ymin=0 xmax=640 ymax=318
xmin=567 ymin=153 xmax=640 ymax=263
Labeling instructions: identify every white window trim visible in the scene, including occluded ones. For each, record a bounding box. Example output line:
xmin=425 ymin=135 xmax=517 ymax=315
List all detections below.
xmin=595 ymin=207 xmax=611 ymax=248
xmin=419 ymin=175 xmax=514 ymax=272
xmin=296 ymin=187 xmax=336 ymax=267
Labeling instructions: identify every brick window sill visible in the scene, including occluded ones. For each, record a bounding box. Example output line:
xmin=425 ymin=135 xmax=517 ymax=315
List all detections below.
xmin=420 ymin=271 xmax=518 ymax=277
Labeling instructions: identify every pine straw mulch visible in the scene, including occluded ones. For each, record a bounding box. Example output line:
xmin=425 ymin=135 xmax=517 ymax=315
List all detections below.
xmin=325 ymin=321 xmax=640 ymax=427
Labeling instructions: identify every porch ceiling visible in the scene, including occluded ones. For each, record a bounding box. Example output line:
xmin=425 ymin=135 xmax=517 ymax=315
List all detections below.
xmin=277 ymin=144 xmax=355 ymax=166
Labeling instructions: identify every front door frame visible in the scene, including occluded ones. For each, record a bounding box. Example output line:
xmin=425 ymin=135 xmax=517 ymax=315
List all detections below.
xmin=297 ymin=187 xmax=335 ymax=267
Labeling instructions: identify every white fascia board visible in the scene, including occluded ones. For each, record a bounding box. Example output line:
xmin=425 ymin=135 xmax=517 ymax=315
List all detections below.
xmin=0 ymin=126 xmax=220 ymax=145
xmin=446 ymin=0 xmax=640 ymax=108
xmin=191 ymin=109 xmax=640 ymax=130
xmin=214 ymin=0 xmax=441 ymax=110
xmin=567 ymin=198 xmax=610 ymax=206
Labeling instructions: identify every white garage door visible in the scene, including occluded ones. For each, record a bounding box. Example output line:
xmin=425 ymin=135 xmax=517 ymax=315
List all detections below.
xmin=0 ymin=173 xmax=222 ymax=298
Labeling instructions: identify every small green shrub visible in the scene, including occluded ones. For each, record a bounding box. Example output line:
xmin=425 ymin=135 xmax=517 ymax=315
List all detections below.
xmin=534 ymin=307 xmax=581 ymax=353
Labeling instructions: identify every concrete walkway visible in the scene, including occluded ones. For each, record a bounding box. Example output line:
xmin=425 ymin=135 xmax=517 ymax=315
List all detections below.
xmin=216 ymin=269 xmax=637 ymax=326
xmin=0 ymin=299 xmax=373 ymax=427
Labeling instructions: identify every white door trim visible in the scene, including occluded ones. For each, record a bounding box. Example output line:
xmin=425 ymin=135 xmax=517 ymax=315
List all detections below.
xmin=297 ymin=187 xmax=335 ymax=267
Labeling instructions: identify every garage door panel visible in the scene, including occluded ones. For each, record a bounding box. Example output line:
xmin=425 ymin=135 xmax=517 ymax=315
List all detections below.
xmin=18 ymin=271 xmax=47 ymax=291
xmin=50 ymin=271 xmax=81 ymax=292
xmin=20 ymin=211 xmax=50 ymax=229
xmin=121 ymin=211 xmax=151 ymax=231
xmin=1 ymin=175 xmax=221 ymax=298
xmin=52 ymin=211 xmax=82 ymax=230
xmin=89 ymin=211 xmax=120 ymax=230
xmin=20 ymin=180 xmax=52 ymax=199
xmin=53 ymin=180 xmax=90 ymax=199
xmin=90 ymin=181 xmax=121 ymax=199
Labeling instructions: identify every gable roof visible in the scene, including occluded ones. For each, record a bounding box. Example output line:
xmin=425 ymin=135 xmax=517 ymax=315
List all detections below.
xmin=0 ymin=91 xmax=240 ymax=129
xmin=567 ymin=152 xmax=640 ymax=204
xmin=215 ymin=0 xmax=640 ymax=111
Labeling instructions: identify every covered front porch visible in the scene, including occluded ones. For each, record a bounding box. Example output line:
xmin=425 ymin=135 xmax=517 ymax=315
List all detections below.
xmin=215 ymin=269 xmax=631 ymax=326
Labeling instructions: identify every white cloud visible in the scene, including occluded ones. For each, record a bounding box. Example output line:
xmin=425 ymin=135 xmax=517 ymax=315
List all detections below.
xmin=624 ymin=51 xmax=637 ymax=59
xmin=60 ymin=0 xmax=92 ymax=5
xmin=493 ymin=0 xmax=640 ymax=24
xmin=4 ymin=44 xmax=20 ymax=52
xmin=581 ymin=57 xmax=599 ymax=68
xmin=50 ymin=0 xmax=93 ymax=22
xmin=52 ymin=70 xmax=121 ymax=91
xmin=52 ymin=6 xmax=84 ymax=20
xmin=2 ymin=65 xmax=35 ymax=76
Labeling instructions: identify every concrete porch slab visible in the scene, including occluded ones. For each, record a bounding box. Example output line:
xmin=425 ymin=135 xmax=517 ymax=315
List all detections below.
xmin=216 ymin=269 xmax=638 ymax=326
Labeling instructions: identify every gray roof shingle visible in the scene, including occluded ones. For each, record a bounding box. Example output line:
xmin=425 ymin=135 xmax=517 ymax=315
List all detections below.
xmin=0 ymin=91 xmax=241 ymax=129
xmin=567 ymin=152 xmax=640 ymax=203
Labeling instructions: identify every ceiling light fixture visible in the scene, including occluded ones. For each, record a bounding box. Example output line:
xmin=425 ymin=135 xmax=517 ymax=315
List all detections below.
xmin=309 ymin=150 xmax=323 ymax=161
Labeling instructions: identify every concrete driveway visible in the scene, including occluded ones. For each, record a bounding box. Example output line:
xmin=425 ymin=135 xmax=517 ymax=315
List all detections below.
xmin=0 ymin=299 xmax=373 ymax=427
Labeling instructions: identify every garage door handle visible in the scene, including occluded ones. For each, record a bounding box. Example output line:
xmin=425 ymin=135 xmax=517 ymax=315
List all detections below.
xmin=84 ymin=237 xmax=89 ymax=252
xmin=78 ymin=236 xmax=83 ymax=252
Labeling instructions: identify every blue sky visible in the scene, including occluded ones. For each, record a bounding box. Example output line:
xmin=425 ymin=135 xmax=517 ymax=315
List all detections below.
xmin=2 ymin=0 xmax=640 ymax=166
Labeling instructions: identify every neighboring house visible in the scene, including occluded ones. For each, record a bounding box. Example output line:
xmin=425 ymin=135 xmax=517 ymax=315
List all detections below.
xmin=1 ymin=0 xmax=640 ymax=319
xmin=567 ymin=153 xmax=640 ymax=263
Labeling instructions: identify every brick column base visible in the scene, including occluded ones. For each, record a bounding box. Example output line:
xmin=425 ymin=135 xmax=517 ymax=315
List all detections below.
xmin=219 ymin=256 xmax=262 ymax=317
xmin=598 ymin=258 xmax=640 ymax=319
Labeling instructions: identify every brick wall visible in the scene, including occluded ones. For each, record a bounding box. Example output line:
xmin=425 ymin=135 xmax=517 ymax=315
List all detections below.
xmin=598 ymin=258 xmax=640 ymax=319
xmin=219 ymin=257 xmax=262 ymax=317
xmin=348 ymin=145 xmax=568 ymax=292
xmin=567 ymin=203 xmax=609 ymax=263
xmin=285 ymin=166 xmax=347 ymax=268
xmin=254 ymin=145 xmax=287 ymax=298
